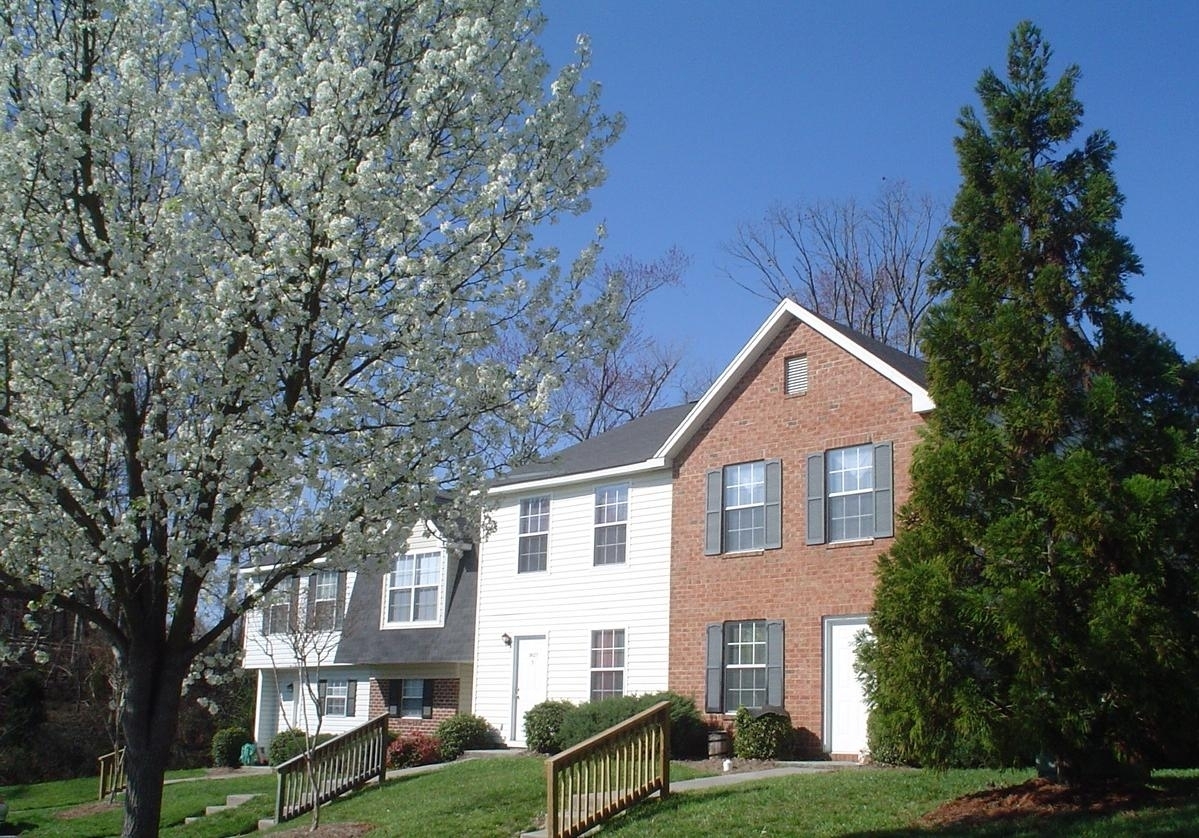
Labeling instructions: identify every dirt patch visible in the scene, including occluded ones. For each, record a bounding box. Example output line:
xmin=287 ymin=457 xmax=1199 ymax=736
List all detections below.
xmin=269 ymin=822 xmax=374 ymax=837
xmin=56 ymin=801 xmax=120 ymax=820
xmin=918 ymin=777 xmax=1157 ymax=828
xmin=675 ymin=757 xmax=778 ymax=775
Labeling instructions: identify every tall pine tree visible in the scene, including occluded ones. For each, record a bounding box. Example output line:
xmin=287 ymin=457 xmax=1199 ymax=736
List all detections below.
xmin=866 ymin=22 xmax=1199 ymax=780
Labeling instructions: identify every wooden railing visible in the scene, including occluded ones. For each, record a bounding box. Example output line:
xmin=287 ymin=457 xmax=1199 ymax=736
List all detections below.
xmin=97 ymin=748 xmax=126 ymax=800
xmin=274 ymin=713 xmax=389 ymax=823
xmin=545 ymin=700 xmax=671 ymax=838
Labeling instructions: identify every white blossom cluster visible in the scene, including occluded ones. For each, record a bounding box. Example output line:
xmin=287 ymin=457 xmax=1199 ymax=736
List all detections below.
xmin=0 ymin=0 xmax=623 ymax=668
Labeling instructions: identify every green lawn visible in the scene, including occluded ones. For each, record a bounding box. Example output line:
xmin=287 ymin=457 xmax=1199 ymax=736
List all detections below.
xmin=0 ymin=770 xmax=277 ymax=837
xmin=6 ymin=761 xmax=1199 ymax=837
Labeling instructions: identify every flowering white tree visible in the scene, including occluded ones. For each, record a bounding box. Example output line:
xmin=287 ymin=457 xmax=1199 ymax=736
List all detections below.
xmin=0 ymin=2 xmax=622 ymax=836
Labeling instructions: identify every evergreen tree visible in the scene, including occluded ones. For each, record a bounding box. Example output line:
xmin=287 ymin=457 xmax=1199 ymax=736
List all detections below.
xmin=866 ymin=22 xmax=1199 ymax=780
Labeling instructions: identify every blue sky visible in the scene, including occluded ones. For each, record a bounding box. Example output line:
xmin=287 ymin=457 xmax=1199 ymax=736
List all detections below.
xmin=536 ymin=1 xmax=1199 ymax=393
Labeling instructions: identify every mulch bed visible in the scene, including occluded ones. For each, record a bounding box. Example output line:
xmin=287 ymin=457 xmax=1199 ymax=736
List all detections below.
xmin=917 ymin=777 xmax=1158 ymax=828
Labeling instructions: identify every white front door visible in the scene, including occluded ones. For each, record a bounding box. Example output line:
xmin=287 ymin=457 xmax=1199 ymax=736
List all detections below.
xmin=824 ymin=616 xmax=871 ymax=756
xmin=512 ymin=635 xmax=547 ymax=744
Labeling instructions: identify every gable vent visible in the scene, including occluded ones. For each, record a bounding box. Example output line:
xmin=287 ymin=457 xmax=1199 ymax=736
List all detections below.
xmin=785 ymin=355 xmax=809 ymax=395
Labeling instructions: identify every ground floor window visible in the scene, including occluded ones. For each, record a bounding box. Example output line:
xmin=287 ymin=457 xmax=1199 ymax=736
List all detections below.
xmin=590 ymin=629 xmax=626 ymax=701
xmin=318 ymin=678 xmax=357 ymax=717
xmin=388 ymin=678 xmax=433 ymax=719
xmin=704 ymin=620 xmax=784 ymax=713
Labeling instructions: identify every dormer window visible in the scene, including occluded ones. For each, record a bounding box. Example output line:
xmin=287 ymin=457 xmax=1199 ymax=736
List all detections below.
xmin=384 ymin=550 xmax=445 ymax=627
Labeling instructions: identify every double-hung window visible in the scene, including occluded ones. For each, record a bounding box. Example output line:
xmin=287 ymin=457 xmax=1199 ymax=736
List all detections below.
xmin=590 ymin=629 xmax=625 ymax=701
xmin=306 ymin=570 xmax=345 ymax=631
xmin=388 ymin=678 xmax=433 ymax=719
xmin=806 ymin=443 xmax=893 ymax=544
xmin=704 ymin=460 xmax=782 ymax=555
xmin=593 ymin=485 xmax=628 ymax=565
xmin=518 ymin=496 xmax=550 ymax=573
xmin=704 ymin=620 xmax=784 ymax=713
xmin=262 ymin=577 xmax=295 ymax=635
xmin=317 ymin=679 xmax=357 ymax=717
xmin=385 ymin=550 xmax=443 ymax=626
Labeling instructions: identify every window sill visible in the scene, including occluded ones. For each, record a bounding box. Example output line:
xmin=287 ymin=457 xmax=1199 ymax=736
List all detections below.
xmin=824 ymin=538 xmax=875 ymax=549
xmin=381 ymin=621 xmax=445 ymax=631
xmin=713 ymin=549 xmax=766 ymax=558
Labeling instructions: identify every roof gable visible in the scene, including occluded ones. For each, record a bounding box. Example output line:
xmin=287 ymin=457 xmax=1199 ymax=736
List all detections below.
xmin=656 ymin=299 xmax=932 ymax=460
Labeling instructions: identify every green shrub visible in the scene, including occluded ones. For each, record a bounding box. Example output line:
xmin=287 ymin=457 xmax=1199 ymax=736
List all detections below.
xmin=523 ymin=700 xmax=574 ymax=754
xmin=639 ymin=691 xmax=707 ymax=758
xmin=558 ymin=696 xmax=643 ymax=750
xmin=210 ymin=726 xmax=251 ymax=768
xmin=435 ymin=713 xmax=503 ymax=760
xmin=266 ymin=729 xmax=334 ymax=765
xmin=387 ymin=733 xmax=443 ymax=768
xmin=733 ymin=707 xmax=795 ymax=759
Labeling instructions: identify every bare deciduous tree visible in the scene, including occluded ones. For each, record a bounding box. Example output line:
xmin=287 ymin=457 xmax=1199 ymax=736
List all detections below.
xmin=724 ymin=181 xmax=943 ymax=355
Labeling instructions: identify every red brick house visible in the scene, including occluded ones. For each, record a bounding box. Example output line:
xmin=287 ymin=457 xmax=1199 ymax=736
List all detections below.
xmin=658 ymin=299 xmax=932 ymax=759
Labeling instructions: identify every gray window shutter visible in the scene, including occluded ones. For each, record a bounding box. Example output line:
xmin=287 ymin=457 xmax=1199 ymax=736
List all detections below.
xmin=764 ymin=459 xmax=782 ymax=549
xmin=288 ymin=580 xmax=300 ymax=632
xmin=765 ymin=620 xmax=785 ymax=707
xmin=306 ymin=573 xmax=317 ymax=629
xmin=317 ymin=679 xmax=327 ymax=719
xmin=421 ymin=679 xmax=434 ymax=719
xmin=806 ymin=452 xmax=825 ymax=545
xmin=704 ymin=469 xmax=723 ymax=556
xmin=704 ymin=623 xmax=724 ymax=713
xmin=873 ymin=442 xmax=894 ymax=538
xmin=335 ymin=571 xmax=347 ymax=629
xmin=346 ymin=680 xmax=357 ymax=717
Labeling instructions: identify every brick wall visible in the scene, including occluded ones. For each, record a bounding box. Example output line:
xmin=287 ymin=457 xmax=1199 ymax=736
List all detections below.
xmin=368 ymin=677 xmax=461 ymax=736
xmin=668 ymin=319 xmax=926 ymax=756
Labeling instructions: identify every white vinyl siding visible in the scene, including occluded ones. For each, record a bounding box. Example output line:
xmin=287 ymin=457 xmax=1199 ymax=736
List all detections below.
xmin=473 ymin=471 xmax=672 ymax=744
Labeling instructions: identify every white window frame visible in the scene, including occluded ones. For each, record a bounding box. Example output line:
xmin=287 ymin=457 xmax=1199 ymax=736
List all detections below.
xmin=518 ymin=495 xmax=550 ymax=573
xmin=723 ymin=462 xmax=766 ymax=552
xmin=593 ymin=484 xmax=629 ymax=566
xmin=382 ymin=550 xmax=446 ymax=629
xmin=590 ymin=629 xmax=626 ymax=701
xmin=400 ymin=678 xmax=425 ymax=719
xmin=723 ymin=620 xmax=767 ymax=712
xmin=827 ymin=444 xmax=874 ymax=542
xmin=323 ymin=679 xmax=348 ymax=716
xmin=310 ymin=570 xmax=339 ymax=630
xmin=263 ymin=577 xmax=293 ymax=635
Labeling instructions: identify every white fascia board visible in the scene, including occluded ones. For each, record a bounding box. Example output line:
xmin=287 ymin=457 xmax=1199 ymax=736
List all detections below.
xmin=487 ymin=458 xmax=669 ymax=496
xmin=656 ymin=299 xmax=934 ymax=460
xmin=656 ymin=300 xmax=795 ymax=460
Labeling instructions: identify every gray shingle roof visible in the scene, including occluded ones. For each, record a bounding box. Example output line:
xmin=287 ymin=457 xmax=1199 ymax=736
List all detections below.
xmin=490 ymin=402 xmax=695 ymax=488
xmin=333 ymin=549 xmax=477 ymax=665
xmin=808 ymin=310 xmax=927 ymax=387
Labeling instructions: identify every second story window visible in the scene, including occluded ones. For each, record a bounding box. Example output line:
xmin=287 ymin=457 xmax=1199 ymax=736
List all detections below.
xmin=262 ymin=577 xmax=294 ymax=635
xmin=308 ymin=570 xmax=341 ymax=630
xmin=705 ymin=460 xmax=782 ymax=555
xmin=593 ymin=484 xmax=628 ymax=565
xmin=386 ymin=550 xmax=443 ymax=625
xmin=518 ymin=495 xmax=550 ymax=573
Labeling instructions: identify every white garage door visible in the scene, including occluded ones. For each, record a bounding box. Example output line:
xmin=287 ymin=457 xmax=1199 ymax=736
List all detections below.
xmin=824 ymin=616 xmax=871 ymax=756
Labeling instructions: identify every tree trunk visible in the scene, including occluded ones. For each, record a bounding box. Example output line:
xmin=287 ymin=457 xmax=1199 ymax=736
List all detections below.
xmin=119 ymin=638 xmax=188 ymax=838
